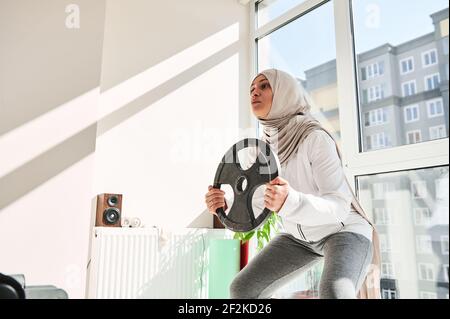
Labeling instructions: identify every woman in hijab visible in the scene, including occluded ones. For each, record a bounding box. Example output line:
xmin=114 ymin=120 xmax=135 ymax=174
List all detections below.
xmin=205 ymin=69 xmax=380 ymax=299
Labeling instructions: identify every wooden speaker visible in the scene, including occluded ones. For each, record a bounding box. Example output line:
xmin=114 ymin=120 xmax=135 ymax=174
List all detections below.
xmin=95 ymin=193 xmax=122 ymax=227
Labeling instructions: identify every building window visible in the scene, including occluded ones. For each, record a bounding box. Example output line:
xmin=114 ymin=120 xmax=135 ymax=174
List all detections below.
xmin=374 ymin=208 xmax=392 ymax=225
xmin=364 ymin=108 xmax=388 ymax=127
xmin=366 ymin=85 xmax=385 ymax=103
xmin=357 ymin=168 xmax=449 ymax=299
xmin=381 ymin=263 xmax=395 ymax=278
xmin=366 ymin=133 xmax=390 ymax=151
xmin=382 ymin=289 xmax=397 ymax=299
xmin=400 ymin=57 xmax=414 ymax=74
xmin=418 ymin=263 xmax=435 ymax=281
xmin=406 ymin=130 xmax=422 ymax=144
xmin=429 ymin=125 xmax=446 ymax=140
xmin=420 ymin=291 xmax=438 ymax=299
xmin=441 ymin=236 xmax=449 ymax=255
xmin=422 ymin=49 xmax=438 ymax=67
xmin=416 ymin=235 xmax=433 ymax=254
xmin=411 ymin=180 xmax=428 ymax=199
xmin=414 ymin=208 xmax=432 ymax=225
xmin=404 ymin=105 xmax=420 ymax=123
xmin=372 ymin=182 xmax=394 ymax=200
xmin=427 ymin=98 xmax=444 ymax=118
xmin=424 ymin=73 xmax=441 ymax=90
xmin=362 ymin=61 xmax=385 ymax=80
xmin=402 ymin=80 xmax=417 ymax=97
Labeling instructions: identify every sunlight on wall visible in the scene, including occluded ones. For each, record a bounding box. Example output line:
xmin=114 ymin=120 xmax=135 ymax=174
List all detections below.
xmin=0 ymin=89 xmax=99 ymax=178
xmin=95 ymin=54 xmax=240 ymax=229
xmin=98 ymin=23 xmax=239 ymax=120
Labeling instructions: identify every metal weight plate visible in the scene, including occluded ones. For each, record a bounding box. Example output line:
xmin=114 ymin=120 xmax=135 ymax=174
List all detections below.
xmin=213 ymin=138 xmax=281 ymax=232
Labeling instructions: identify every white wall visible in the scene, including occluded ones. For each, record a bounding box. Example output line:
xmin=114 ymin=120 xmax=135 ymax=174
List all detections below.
xmin=0 ymin=0 xmax=106 ymax=298
xmin=0 ymin=0 xmax=251 ymax=298
xmin=95 ymin=0 xmax=251 ymax=229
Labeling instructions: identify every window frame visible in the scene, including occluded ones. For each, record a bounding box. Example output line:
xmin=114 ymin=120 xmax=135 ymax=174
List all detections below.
xmin=426 ymin=98 xmax=444 ymax=118
xmin=250 ymin=0 xmax=449 ymax=301
xmin=406 ymin=129 xmax=422 ymax=145
xmin=399 ymin=56 xmax=415 ymax=75
xmin=424 ymin=73 xmax=441 ymax=91
xmin=404 ymin=104 xmax=420 ymax=123
xmin=250 ymin=0 xmax=448 ymax=178
xmin=401 ymin=80 xmax=417 ymax=97
xmin=429 ymin=125 xmax=446 ymax=140
xmin=418 ymin=263 xmax=435 ymax=281
xmin=421 ymin=49 xmax=438 ymax=68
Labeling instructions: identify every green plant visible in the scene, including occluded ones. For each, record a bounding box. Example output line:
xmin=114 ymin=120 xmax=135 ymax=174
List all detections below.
xmin=233 ymin=212 xmax=281 ymax=251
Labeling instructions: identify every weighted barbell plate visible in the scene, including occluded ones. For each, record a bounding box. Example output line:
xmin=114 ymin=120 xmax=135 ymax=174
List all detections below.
xmin=213 ymin=138 xmax=280 ymax=232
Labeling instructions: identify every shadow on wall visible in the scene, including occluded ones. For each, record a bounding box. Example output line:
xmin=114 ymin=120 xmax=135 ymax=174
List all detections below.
xmin=0 ymin=32 xmax=240 ymax=213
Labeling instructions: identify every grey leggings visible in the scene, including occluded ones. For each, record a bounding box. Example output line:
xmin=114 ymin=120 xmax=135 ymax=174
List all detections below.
xmin=230 ymin=231 xmax=372 ymax=299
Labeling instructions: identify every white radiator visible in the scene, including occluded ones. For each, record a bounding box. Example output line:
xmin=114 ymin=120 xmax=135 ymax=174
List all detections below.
xmin=86 ymin=227 xmax=231 ymax=299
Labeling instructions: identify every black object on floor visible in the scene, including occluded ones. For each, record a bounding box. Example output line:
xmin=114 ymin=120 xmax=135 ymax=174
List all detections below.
xmin=0 ymin=273 xmax=68 ymax=299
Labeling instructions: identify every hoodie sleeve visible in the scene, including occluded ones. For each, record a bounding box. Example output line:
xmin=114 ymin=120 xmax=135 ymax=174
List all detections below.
xmin=277 ymin=130 xmax=353 ymax=226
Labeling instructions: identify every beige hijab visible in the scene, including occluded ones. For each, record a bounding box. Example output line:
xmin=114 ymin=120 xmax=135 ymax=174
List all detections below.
xmin=255 ymin=69 xmax=381 ymax=299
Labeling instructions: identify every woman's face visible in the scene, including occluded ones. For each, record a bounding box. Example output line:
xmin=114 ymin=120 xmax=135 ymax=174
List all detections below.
xmin=250 ymin=74 xmax=273 ymax=119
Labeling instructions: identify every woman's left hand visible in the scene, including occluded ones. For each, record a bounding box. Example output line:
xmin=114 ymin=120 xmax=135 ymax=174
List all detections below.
xmin=264 ymin=176 xmax=289 ymax=213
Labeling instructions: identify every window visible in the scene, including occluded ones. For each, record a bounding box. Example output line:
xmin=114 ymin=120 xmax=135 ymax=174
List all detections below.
xmin=351 ymin=0 xmax=449 ymax=299
xmin=424 ymin=73 xmax=441 ymax=90
xmin=402 ymin=81 xmax=416 ymax=97
xmin=367 ymin=85 xmax=384 ymax=102
xmin=427 ymin=98 xmax=444 ymax=118
xmin=254 ymin=0 xmax=449 ymax=300
xmin=404 ymin=105 xmax=420 ymax=123
xmin=411 ymin=180 xmax=428 ymax=199
xmin=416 ymin=235 xmax=433 ymax=254
xmin=357 ymin=168 xmax=448 ymax=299
xmin=381 ymin=263 xmax=395 ymax=278
xmin=442 ymin=236 xmax=449 ymax=255
xmin=418 ymin=263 xmax=435 ymax=281
xmin=362 ymin=61 xmax=385 ymax=80
xmin=372 ymin=182 xmax=394 ymax=200
xmin=374 ymin=208 xmax=392 ymax=225
xmin=364 ymin=108 xmax=388 ymax=127
xmin=420 ymin=291 xmax=438 ymax=299
xmin=414 ymin=208 xmax=432 ymax=225
xmin=430 ymin=125 xmax=446 ymax=140
xmin=366 ymin=133 xmax=390 ymax=151
xmin=400 ymin=57 xmax=414 ymax=74
xmin=406 ymin=130 xmax=422 ymax=144
xmin=422 ymin=49 xmax=438 ymax=67
xmin=382 ymin=289 xmax=397 ymax=299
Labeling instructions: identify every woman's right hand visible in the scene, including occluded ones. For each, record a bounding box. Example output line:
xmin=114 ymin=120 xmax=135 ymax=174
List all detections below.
xmin=205 ymin=185 xmax=227 ymax=216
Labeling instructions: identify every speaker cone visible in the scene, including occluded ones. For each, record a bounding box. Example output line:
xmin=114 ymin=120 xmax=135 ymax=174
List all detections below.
xmin=107 ymin=195 xmax=119 ymax=207
xmin=103 ymin=208 xmax=120 ymax=225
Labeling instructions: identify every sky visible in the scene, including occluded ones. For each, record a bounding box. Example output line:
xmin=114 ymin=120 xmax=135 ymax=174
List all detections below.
xmin=257 ymin=0 xmax=448 ymax=79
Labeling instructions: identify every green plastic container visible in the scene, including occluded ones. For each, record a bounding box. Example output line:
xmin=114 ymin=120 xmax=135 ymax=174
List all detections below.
xmin=208 ymin=239 xmax=240 ymax=299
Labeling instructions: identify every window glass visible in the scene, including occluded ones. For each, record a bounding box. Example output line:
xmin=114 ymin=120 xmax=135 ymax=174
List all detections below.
xmin=357 ymin=166 xmax=449 ymax=299
xmin=352 ymin=0 xmax=449 ymax=151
